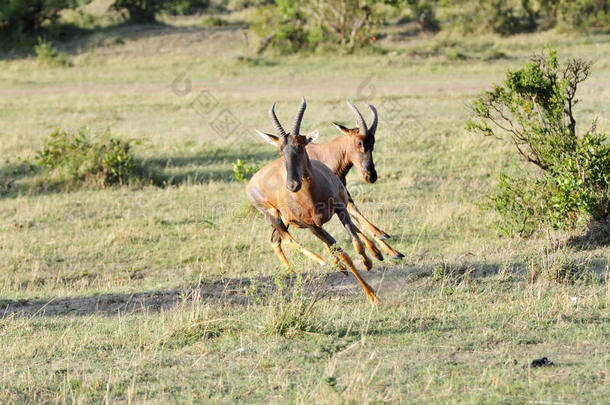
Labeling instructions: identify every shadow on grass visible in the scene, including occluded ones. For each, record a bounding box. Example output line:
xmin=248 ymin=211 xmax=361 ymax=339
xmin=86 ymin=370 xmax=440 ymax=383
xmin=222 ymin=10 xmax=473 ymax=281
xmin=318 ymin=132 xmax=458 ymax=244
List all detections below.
xmin=565 ymin=221 xmax=610 ymax=250
xmin=0 ymin=262 xmax=513 ymax=318
xmin=0 ymin=148 xmax=275 ymax=199
xmin=0 ymin=20 xmax=248 ymax=59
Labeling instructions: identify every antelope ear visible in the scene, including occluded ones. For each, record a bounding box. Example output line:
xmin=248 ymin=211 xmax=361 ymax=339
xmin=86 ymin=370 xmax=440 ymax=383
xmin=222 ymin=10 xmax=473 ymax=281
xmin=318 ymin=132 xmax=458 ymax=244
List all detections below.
xmin=255 ymin=129 xmax=279 ymax=146
xmin=306 ymin=129 xmax=319 ymax=144
xmin=331 ymin=121 xmax=352 ymax=137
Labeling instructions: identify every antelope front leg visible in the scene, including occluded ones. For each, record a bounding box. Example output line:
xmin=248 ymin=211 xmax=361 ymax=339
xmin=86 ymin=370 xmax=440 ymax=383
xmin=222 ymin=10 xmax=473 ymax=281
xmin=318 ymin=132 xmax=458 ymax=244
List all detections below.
xmin=347 ymin=199 xmax=405 ymax=260
xmin=336 ymin=207 xmax=374 ymax=270
xmin=311 ymin=226 xmax=379 ymax=305
xmin=354 ymin=227 xmax=383 ymax=262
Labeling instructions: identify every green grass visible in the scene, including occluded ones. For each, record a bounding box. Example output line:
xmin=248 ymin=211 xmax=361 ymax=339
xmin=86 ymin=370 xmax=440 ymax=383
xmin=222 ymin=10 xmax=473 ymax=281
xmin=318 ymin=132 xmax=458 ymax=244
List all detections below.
xmin=0 ymin=16 xmax=609 ymax=403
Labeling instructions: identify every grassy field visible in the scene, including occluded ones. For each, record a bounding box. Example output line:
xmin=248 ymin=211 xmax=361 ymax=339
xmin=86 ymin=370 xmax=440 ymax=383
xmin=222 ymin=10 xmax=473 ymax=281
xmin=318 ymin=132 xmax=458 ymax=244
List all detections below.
xmin=0 ymin=13 xmax=609 ymax=403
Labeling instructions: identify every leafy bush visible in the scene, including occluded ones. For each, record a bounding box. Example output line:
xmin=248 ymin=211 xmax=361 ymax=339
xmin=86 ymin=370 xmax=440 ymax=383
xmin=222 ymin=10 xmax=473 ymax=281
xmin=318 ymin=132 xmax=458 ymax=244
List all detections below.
xmin=441 ymin=0 xmax=538 ymax=35
xmin=111 ymin=0 xmax=165 ymax=22
xmin=0 ymin=0 xmax=84 ymax=38
xmin=34 ymin=38 xmax=70 ymax=66
xmin=406 ymin=0 xmax=439 ymax=32
xmin=32 ymin=128 xmax=139 ymax=187
xmin=251 ymin=0 xmax=388 ymax=54
xmin=250 ymin=0 xmax=313 ymax=54
xmin=468 ymin=49 xmax=610 ymax=236
xmin=201 ymin=15 xmax=229 ymax=26
xmin=554 ymin=0 xmax=610 ymax=30
xmin=232 ymin=159 xmax=258 ymax=182
xmin=163 ymin=0 xmax=209 ymax=16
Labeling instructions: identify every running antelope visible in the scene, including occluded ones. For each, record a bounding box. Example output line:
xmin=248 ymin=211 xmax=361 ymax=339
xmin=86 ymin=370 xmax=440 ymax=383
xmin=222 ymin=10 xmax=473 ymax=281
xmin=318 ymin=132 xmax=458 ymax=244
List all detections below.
xmin=256 ymin=101 xmax=404 ymax=260
xmin=246 ymin=98 xmax=380 ymax=304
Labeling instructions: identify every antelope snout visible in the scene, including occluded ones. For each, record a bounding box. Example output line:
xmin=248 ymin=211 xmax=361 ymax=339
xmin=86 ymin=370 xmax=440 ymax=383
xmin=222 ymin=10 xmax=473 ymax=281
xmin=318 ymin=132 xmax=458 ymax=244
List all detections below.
xmin=287 ymin=180 xmax=302 ymax=192
xmin=365 ymin=171 xmax=377 ymax=184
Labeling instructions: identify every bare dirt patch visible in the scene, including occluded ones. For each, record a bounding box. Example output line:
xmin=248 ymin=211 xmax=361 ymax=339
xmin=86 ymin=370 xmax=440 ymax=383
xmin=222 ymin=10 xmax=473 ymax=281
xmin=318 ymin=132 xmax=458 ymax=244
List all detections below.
xmin=0 ymin=262 xmax=512 ymax=317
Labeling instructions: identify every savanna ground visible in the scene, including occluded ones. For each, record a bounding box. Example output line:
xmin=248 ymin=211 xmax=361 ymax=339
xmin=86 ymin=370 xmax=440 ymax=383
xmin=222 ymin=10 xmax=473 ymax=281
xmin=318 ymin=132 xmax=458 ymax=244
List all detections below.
xmin=1 ymin=4 xmax=609 ymax=403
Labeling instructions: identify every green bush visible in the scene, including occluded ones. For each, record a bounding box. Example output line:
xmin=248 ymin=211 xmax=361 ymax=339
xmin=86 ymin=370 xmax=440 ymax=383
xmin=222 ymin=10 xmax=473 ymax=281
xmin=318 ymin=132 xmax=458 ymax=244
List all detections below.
xmin=34 ymin=38 xmax=70 ymax=66
xmin=33 ymin=128 xmax=139 ymax=187
xmin=232 ymin=159 xmax=258 ymax=182
xmin=111 ymin=0 xmax=165 ymax=23
xmin=163 ymin=0 xmax=209 ymax=16
xmin=441 ymin=0 xmax=538 ymax=35
xmin=251 ymin=0 xmax=388 ymax=54
xmin=0 ymin=0 xmax=84 ymax=34
xmin=250 ymin=0 xmax=313 ymax=54
xmin=467 ymin=49 xmax=610 ymax=236
xmin=555 ymin=0 xmax=609 ymax=30
xmin=406 ymin=0 xmax=439 ymax=32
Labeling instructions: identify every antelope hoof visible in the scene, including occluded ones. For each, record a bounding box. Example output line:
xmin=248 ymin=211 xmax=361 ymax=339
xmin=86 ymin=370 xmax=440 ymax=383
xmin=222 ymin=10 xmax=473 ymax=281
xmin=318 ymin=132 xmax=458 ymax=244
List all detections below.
xmin=367 ymin=292 xmax=381 ymax=306
xmin=335 ymin=263 xmax=348 ymax=275
xmin=392 ymin=252 xmax=405 ymax=260
xmin=379 ymin=234 xmax=391 ymax=240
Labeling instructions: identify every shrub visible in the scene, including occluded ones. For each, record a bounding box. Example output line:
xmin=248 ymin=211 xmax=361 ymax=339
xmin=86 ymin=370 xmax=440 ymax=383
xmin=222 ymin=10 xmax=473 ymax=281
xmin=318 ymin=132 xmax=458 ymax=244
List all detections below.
xmin=232 ymin=159 xmax=258 ymax=182
xmin=111 ymin=0 xmax=165 ymax=23
xmin=0 ymin=0 xmax=84 ymax=38
xmin=201 ymin=15 xmax=229 ymax=26
xmin=250 ymin=0 xmax=313 ymax=54
xmin=163 ymin=0 xmax=209 ymax=16
xmin=554 ymin=0 xmax=610 ymax=30
xmin=34 ymin=38 xmax=70 ymax=66
xmin=251 ymin=0 xmax=388 ymax=54
xmin=406 ymin=0 xmax=439 ymax=32
xmin=441 ymin=0 xmax=538 ymax=35
xmin=467 ymin=49 xmax=610 ymax=236
xmin=32 ymin=128 xmax=139 ymax=187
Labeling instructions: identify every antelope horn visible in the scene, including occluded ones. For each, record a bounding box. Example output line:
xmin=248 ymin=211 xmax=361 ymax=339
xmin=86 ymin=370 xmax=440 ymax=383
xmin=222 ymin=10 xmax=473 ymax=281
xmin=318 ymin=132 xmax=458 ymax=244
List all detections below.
xmin=347 ymin=100 xmax=367 ymax=135
xmin=268 ymin=103 xmax=287 ymax=138
xmin=291 ymin=97 xmax=307 ymax=136
xmin=366 ymin=103 xmax=377 ymax=137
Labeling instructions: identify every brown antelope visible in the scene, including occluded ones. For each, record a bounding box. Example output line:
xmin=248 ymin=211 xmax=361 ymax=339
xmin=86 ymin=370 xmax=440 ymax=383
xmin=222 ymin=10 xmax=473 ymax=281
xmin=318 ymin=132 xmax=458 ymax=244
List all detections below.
xmin=256 ymin=101 xmax=404 ymax=260
xmin=246 ymin=98 xmax=380 ymax=304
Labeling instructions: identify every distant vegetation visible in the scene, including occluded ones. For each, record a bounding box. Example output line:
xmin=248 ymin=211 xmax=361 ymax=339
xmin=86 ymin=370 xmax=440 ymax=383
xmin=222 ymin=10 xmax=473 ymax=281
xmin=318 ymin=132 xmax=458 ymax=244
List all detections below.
xmin=468 ymin=49 xmax=610 ymax=236
xmin=1 ymin=0 xmax=608 ymax=52
xmin=250 ymin=0 xmax=609 ymax=54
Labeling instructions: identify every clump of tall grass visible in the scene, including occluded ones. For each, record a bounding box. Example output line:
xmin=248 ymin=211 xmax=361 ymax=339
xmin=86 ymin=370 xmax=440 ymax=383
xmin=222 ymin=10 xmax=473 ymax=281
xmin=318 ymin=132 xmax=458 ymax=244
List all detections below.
xmin=263 ymin=274 xmax=324 ymax=337
xmin=526 ymin=245 xmax=590 ymax=284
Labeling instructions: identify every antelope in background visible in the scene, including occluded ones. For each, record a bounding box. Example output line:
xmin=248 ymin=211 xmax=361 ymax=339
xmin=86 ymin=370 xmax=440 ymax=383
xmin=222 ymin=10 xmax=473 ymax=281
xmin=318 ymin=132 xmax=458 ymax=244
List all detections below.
xmin=246 ymin=98 xmax=380 ymax=304
xmin=256 ymin=101 xmax=404 ymax=260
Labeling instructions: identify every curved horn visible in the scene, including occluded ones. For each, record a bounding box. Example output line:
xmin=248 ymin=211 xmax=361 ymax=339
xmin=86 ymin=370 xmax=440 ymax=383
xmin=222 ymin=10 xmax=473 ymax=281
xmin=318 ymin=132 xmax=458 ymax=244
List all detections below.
xmin=292 ymin=97 xmax=307 ymax=136
xmin=366 ymin=103 xmax=377 ymax=137
xmin=268 ymin=103 xmax=287 ymax=138
xmin=347 ymin=100 xmax=367 ymax=135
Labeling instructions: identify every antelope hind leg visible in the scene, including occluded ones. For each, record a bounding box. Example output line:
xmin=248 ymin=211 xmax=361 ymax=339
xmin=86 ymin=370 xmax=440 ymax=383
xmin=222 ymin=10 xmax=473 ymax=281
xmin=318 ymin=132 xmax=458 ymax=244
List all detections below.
xmin=347 ymin=199 xmax=390 ymax=239
xmin=269 ymin=229 xmax=292 ymax=271
xmin=309 ymin=227 xmax=348 ymax=275
xmin=347 ymin=200 xmax=405 ymax=260
xmin=281 ymin=233 xmax=327 ymax=267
